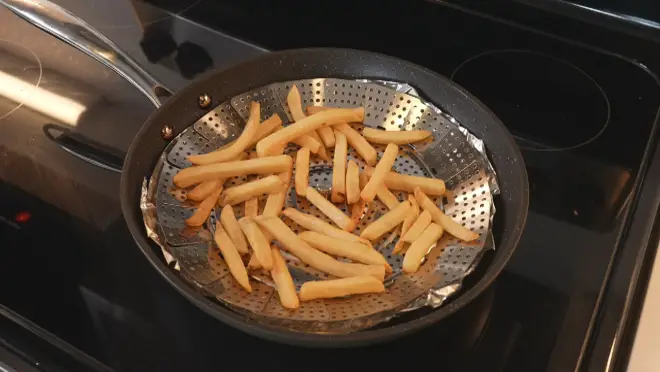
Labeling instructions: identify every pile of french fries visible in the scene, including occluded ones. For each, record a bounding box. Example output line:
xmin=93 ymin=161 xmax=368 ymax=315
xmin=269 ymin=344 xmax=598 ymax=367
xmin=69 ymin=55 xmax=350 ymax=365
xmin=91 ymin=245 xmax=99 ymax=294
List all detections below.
xmin=171 ymin=85 xmax=480 ymax=310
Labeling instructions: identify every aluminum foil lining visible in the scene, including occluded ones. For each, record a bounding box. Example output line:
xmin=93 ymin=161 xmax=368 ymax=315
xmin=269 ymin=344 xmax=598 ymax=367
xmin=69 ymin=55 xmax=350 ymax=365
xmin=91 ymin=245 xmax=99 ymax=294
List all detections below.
xmin=139 ymin=77 xmax=499 ymax=333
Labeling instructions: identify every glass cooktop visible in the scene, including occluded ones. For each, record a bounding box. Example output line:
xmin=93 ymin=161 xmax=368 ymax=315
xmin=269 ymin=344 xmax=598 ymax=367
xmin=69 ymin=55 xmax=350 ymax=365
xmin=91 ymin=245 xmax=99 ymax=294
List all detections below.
xmin=1 ymin=0 xmax=659 ymax=371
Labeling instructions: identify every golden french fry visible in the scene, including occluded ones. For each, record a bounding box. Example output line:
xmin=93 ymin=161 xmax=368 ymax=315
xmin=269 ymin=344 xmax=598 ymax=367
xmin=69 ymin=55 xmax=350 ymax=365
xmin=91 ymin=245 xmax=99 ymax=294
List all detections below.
xmin=403 ymin=222 xmax=444 ymax=273
xmin=345 ymin=160 xmax=361 ymax=204
xmin=414 ymin=187 xmax=479 ymax=242
xmin=270 ymin=246 xmax=299 ymax=309
xmin=285 ymin=88 xmax=329 ymax=159
xmin=244 ymin=197 xmax=259 ymax=217
xmin=249 ymin=114 xmax=283 ymax=148
xmin=401 ymin=210 xmax=432 ymax=243
xmin=350 ymin=198 xmax=366 ymax=228
xmin=214 ymin=222 xmax=251 ymax=292
xmin=187 ymin=179 xmax=224 ymax=202
xmin=331 ymin=129 xmax=347 ymax=202
xmin=239 ymin=217 xmax=273 ymax=270
xmin=185 ymin=187 xmax=222 ymax=227
xmin=359 ymin=169 xmax=369 ymax=189
xmin=189 ymin=102 xmax=260 ymax=165
xmin=295 ymin=147 xmax=310 ymax=197
xmin=359 ymin=201 xmax=411 ymax=241
xmin=361 ymin=143 xmax=398 ymax=202
xmin=333 ymin=123 xmax=378 ymax=166
xmin=219 ymin=175 xmax=284 ymax=206
xmin=282 ymin=208 xmax=369 ymax=244
xmin=375 ymin=184 xmax=399 ymax=210
xmin=305 ymin=187 xmax=355 ymax=231
xmin=365 ymin=168 xmax=445 ymax=196
xmin=317 ymin=126 xmax=335 ymax=147
xmin=255 ymin=216 xmax=384 ymax=280
xmin=287 ymin=84 xmax=306 ymax=122
xmin=362 ymin=127 xmax=432 ymax=145
xmin=247 ymin=253 xmax=262 ymax=269
xmin=299 ymin=231 xmax=390 ymax=270
xmin=299 ymin=276 xmax=384 ymax=301
xmin=393 ymin=195 xmax=419 ymax=254
xmin=305 ymin=106 xmax=365 ymax=123
xmin=220 ymin=205 xmax=249 ymax=255
xmin=291 ymin=134 xmax=322 ymax=154
xmin=257 ymin=109 xmax=362 ymax=157
xmin=308 ymin=129 xmax=330 ymax=160
xmin=174 ymin=155 xmax=292 ymax=188
xmin=263 ymin=191 xmax=287 ymax=217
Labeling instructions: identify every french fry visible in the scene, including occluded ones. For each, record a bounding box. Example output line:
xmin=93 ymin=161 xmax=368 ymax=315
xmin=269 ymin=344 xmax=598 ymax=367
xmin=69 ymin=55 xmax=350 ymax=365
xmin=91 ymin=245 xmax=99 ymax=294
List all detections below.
xmin=299 ymin=276 xmax=384 ymax=301
xmin=219 ymin=175 xmax=284 ymax=206
xmin=249 ymin=114 xmax=283 ymax=148
xmin=282 ymin=208 xmax=369 ymax=244
xmin=361 ymin=143 xmax=398 ymax=202
xmin=291 ymin=134 xmax=322 ymax=155
xmin=244 ymin=197 xmax=259 ymax=217
xmin=414 ymin=187 xmax=479 ymax=242
xmin=393 ymin=195 xmax=419 ymax=254
xmin=359 ymin=169 xmax=369 ymax=189
xmin=359 ymin=201 xmax=411 ymax=241
xmin=401 ymin=210 xmax=432 ymax=243
xmin=345 ymin=160 xmax=360 ymax=204
xmin=254 ymin=216 xmax=385 ymax=281
xmin=270 ymin=246 xmax=299 ymax=309
xmin=402 ymin=222 xmax=444 ymax=273
xmin=214 ymin=222 xmax=251 ymax=292
xmin=318 ymin=126 xmax=335 ymax=147
xmin=174 ymin=155 xmax=292 ymax=188
xmin=299 ymin=231 xmax=390 ymax=271
xmin=305 ymin=187 xmax=355 ymax=231
xmin=187 ymin=179 xmax=224 ymax=202
xmin=247 ymin=253 xmax=262 ymax=269
xmin=256 ymin=109 xmax=362 ymax=157
xmin=305 ymin=106 xmax=365 ymax=123
xmin=365 ymin=168 xmax=445 ymax=196
xmin=287 ymin=84 xmax=306 ymax=122
xmin=350 ymin=198 xmax=366 ymax=228
xmin=362 ymin=127 xmax=432 ymax=145
xmin=189 ymin=102 xmax=261 ymax=165
xmin=286 ymin=84 xmax=330 ymax=159
xmin=295 ymin=147 xmax=310 ymax=197
xmin=263 ymin=191 xmax=287 ymax=217
xmin=239 ymin=217 xmax=273 ymax=270
xmin=185 ymin=187 xmax=222 ymax=227
xmin=331 ymin=130 xmax=347 ymax=202
xmin=375 ymin=184 xmax=399 ymax=210
xmin=220 ymin=205 xmax=249 ymax=255
xmin=333 ymin=123 xmax=378 ymax=166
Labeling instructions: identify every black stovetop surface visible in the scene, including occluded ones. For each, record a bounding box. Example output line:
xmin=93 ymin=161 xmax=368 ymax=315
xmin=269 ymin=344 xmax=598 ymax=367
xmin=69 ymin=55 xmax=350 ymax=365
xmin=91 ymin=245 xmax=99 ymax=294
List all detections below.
xmin=1 ymin=1 xmax=660 ymax=371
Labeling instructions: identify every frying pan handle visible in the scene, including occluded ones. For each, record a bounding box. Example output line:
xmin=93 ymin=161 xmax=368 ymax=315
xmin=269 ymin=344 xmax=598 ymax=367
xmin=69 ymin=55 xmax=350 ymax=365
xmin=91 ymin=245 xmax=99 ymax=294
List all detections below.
xmin=0 ymin=0 xmax=172 ymax=108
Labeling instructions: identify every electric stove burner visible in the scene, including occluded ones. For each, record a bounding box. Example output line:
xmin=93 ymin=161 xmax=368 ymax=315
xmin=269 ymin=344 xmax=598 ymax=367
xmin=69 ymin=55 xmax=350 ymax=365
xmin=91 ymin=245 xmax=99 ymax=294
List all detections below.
xmin=0 ymin=39 xmax=42 ymax=121
xmin=450 ymin=49 xmax=610 ymax=151
xmin=92 ymin=0 xmax=203 ymax=29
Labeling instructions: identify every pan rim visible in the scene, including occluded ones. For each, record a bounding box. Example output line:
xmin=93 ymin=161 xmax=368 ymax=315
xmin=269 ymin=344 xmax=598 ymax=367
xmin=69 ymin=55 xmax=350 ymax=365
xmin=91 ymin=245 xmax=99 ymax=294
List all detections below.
xmin=120 ymin=47 xmax=529 ymax=346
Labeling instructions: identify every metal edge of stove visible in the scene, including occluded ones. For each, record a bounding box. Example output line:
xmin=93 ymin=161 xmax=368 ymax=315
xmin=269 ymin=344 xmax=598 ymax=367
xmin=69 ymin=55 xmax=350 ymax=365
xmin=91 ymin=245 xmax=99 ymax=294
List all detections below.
xmin=578 ymin=115 xmax=660 ymax=371
xmin=0 ymin=305 xmax=115 ymax=372
xmin=435 ymin=0 xmax=660 ymax=46
xmin=508 ymin=0 xmax=660 ymax=43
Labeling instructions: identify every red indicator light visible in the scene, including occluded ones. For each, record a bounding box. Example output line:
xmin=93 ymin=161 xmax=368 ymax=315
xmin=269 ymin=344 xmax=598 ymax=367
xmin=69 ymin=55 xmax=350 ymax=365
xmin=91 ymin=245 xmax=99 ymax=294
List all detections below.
xmin=14 ymin=211 xmax=31 ymax=223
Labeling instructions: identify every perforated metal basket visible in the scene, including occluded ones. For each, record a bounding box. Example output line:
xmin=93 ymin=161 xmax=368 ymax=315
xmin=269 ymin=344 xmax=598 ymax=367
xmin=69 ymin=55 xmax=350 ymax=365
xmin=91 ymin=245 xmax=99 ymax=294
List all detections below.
xmin=141 ymin=78 xmax=498 ymax=333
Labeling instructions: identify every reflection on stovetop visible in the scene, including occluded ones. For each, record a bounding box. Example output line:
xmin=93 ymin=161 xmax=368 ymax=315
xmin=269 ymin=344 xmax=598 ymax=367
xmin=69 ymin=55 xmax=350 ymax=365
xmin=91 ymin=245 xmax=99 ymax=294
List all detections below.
xmin=0 ymin=0 xmax=659 ymax=371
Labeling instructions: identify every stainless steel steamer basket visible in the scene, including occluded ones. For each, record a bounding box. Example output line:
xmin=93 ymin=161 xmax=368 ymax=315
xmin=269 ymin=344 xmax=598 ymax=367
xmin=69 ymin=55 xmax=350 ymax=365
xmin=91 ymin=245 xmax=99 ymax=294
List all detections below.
xmin=142 ymin=78 xmax=499 ymax=334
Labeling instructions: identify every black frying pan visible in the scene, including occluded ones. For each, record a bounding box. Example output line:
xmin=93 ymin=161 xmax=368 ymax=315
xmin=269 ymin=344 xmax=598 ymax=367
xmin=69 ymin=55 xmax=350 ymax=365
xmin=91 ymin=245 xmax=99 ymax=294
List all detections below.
xmin=3 ymin=0 xmax=528 ymax=346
